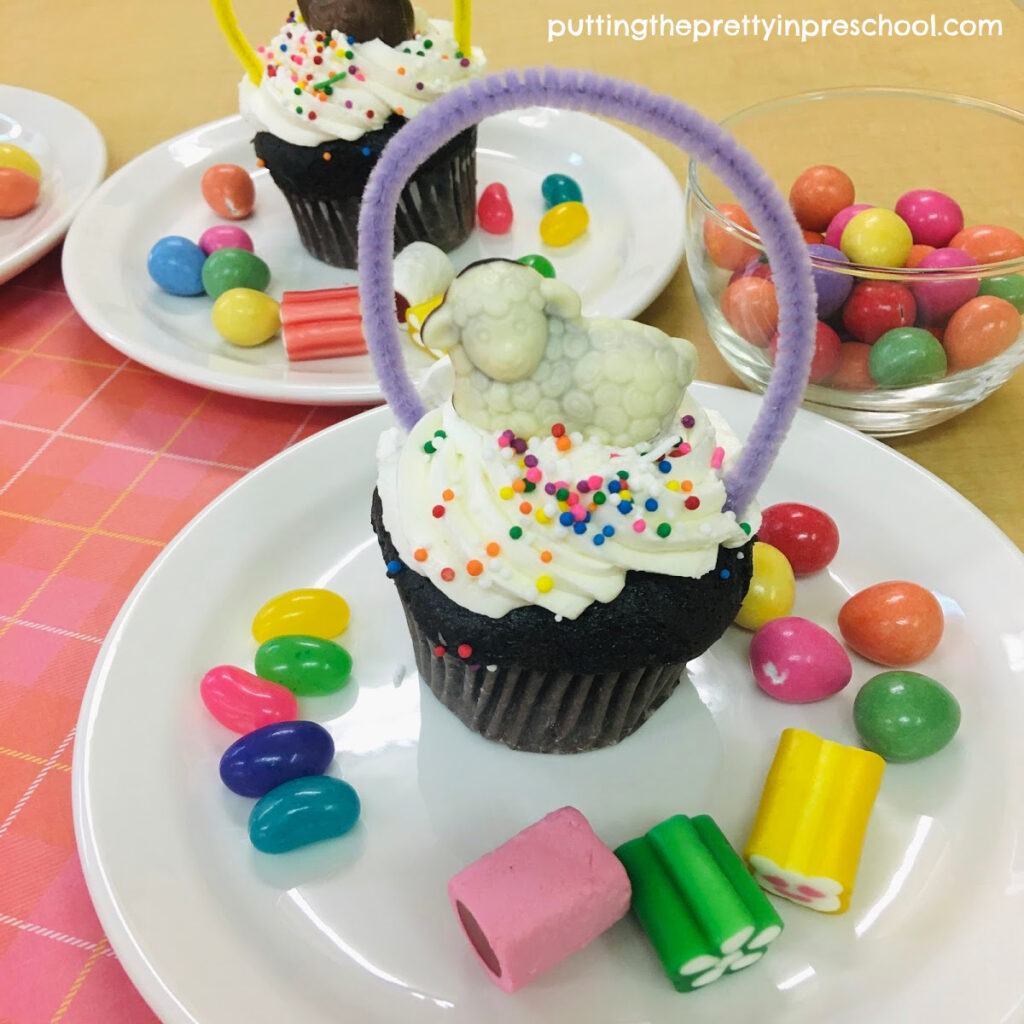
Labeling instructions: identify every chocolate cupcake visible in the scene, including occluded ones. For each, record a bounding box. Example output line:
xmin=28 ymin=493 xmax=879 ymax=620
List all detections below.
xmin=373 ymin=260 xmax=759 ymax=754
xmin=238 ymin=0 xmax=484 ymax=267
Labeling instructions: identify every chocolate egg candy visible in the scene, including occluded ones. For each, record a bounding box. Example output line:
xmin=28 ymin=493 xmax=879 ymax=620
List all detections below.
xmin=297 ymin=0 xmax=414 ymax=44
xmin=789 ymin=165 xmax=855 ymax=233
xmin=840 ymin=208 xmax=913 ymax=268
xmin=827 ymin=342 xmax=875 ymax=391
xmin=823 ymin=203 xmax=872 ymax=250
xmin=721 ymin=277 xmax=779 ymax=348
xmin=911 ymin=247 xmax=979 ymax=324
xmin=893 ymin=189 xmax=964 ymax=248
xmin=806 ymin=243 xmax=853 ymax=319
xmin=949 ymin=224 xmax=1024 ymax=265
xmin=254 ymin=634 xmax=353 ymax=695
xmin=734 ymin=542 xmax=795 ymax=631
xmin=750 ymin=616 xmax=852 ymax=703
xmin=0 ymin=143 xmax=41 ymax=180
xmin=842 ymin=281 xmax=916 ymax=344
xmin=200 ymin=224 xmax=254 ymax=255
xmin=770 ymin=321 xmax=841 ymax=384
xmin=943 ymin=295 xmax=1022 ymax=371
xmin=757 ymin=502 xmax=839 ymax=575
xmin=868 ymin=327 xmax=947 ymax=388
xmin=148 ymin=236 xmax=206 ymax=296
xmin=249 ymin=776 xmax=360 ymax=853
xmin=978 ymin=274 xmax=1024 ymax=313
xmin=220 ymin=720 xmax=334 ymax=797
xmin=201 ymin=247 xmax=270 ymax=299
xmin=853 ymin=670 xmax=960 ymax=762
xmin=704 ymin=203 xmax=758 ymax=272
xmin=838 ymin=581 xmax=943 ymax=667
xmin=0 ymin=166 xmax=40 ymax=218
xmin=201 ymin=164 xmax=255 ymax=220
xmin=212 ymin=288 xmax=280 ymax=347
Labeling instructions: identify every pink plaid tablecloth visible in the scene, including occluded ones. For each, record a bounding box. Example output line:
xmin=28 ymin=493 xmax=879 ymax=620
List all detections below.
xmin=0 ymin=249 xmax=361 ymax=1023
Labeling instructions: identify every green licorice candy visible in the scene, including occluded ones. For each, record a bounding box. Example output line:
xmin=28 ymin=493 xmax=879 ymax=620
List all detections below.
xmin=978 ymin=274 xmax=1024 ymax=313
xmin=254 ymin=634 xmax=353 ymax=695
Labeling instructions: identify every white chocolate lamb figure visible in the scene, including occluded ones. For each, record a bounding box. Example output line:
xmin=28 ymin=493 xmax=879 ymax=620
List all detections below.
xmin=421 ymin=259 xmax=699 ymax=445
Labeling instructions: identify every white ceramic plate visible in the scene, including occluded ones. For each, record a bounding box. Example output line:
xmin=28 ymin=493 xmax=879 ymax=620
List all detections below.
xmin=0 ymin=86 xmax=106 ymax=285
xmin=73 ymin=383 xmax=1024 ymax=1024
xmin=62 ymin=109 xmax=685 ymax=405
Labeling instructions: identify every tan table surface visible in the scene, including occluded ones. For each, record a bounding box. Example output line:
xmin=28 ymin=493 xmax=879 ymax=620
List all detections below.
xmin=8 ymin=0 xmax=1023 ymax=547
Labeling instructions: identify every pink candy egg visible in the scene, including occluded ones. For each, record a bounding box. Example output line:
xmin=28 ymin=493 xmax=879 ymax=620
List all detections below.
xmin=750 ymin=616 xmax=852 ymax=703
xmin=200 ymin=664 xmax=298 ymax=733
xmin=911 ymin=247 xmax=979 ymax=324
xmin=894 ymin=189 xmax=964 ymax=248
xmin=823 ymin=203 xmax=873 ymax=250
xmin=199 ymin=224 xmax=255 ymax=255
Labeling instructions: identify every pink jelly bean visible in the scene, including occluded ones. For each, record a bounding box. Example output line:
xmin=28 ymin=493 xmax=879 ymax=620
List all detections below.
xmin=199 ymin=224 xmax=255 ymax=255
xmin=749 ymin=616 xmax=852 ymax=703
xmin=477 ymin=183 xmax=514 ymax=235
xmin=911 ymin=247 xmax=980 ymax=324
xmin=824 ymin=204 xmax=873 ymax=250
xmin=200 ymin=664 xmax=298 ymax=733
xmin=894 ymin=189 xmax=964 ymax=248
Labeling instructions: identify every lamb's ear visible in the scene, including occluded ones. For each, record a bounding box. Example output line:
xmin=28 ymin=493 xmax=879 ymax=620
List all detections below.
xmin=421 ymin=301 xmax=458 ymax=353
xmin=540 ymin=278 xmax=581 ymax=320
xmin=675 ymin=337 xmax=699 ymax=387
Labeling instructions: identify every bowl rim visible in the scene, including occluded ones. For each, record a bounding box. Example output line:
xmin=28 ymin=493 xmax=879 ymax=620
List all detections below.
xmin=687 ymin=86 xmax=1024 ymax=278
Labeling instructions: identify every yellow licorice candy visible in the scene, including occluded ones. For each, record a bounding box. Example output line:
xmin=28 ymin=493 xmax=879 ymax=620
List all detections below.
xmin=744 ymin=728 xmax=885 ymax=914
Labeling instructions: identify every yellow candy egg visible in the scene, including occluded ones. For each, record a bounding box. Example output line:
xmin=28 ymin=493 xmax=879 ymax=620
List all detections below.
xmin=540 ymin=201 xmax=589 ymax=247
xmin=0 ymin=143 xmax=41 ymax=181
xmin=840 ymin=208 xmax=913 ymax=268
xmin=212 ymin=288 xmax=280 ymax=347
xmin=252 ymin=588 xmax=350 ymax=643
xmin=734 ymin=542 xmax=796 ymax=630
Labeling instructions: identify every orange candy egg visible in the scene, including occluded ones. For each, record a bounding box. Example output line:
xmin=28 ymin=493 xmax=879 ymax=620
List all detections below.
xmin=905 ymin=244 xmax=936 ymax=269
xmin=0 ymin=166 xmax=40 ymax=218
xmin=838 ymin=581 xmax=943 ymax=667
xmin=789 ymin=165 xmax=856 ymax=233
xmin=201 ymin=163 xmax=256 ymax=220
xmin=948 ymin=224 xmax=1024 ymax=265
xmin=721 ymin=276 xmax=779 ymax=348
xmin=943 ymin=295 xmax=1022 ymax=371
xmin=703 ymin=203 xmax=759 ymax=272
xmin=826 ymin=342 xmax=874 ymax=390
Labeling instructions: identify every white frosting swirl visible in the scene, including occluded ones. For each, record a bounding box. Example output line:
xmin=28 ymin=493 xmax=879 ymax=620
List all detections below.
xmin=377 ymin=373 xmax=758 ymax=620
xmin=240 ymin=10 xmax=486 ymax=145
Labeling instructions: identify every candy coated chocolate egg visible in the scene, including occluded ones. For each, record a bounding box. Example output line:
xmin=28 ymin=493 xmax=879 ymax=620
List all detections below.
xmin=906 ymin=244 xmax=935 ymax=269
xmin=540 ymin=201 xmax=588 ymax=247
xmin=212 ymin=288 xmax=280 ymax=347
xmin=147 ymin=236 xmax=206 ymax=296
xmin=252 ymin=587 xmax=350 ymax=643
xmin=806 ymin=243 xmax=853 ymax=319
xmin=730 ymin=256 xmax=773 ymax=285
xmin=911 ymin=247 xmax=979 ymax=323
xmin=823 ymin=204 xmax=872 ymax=250
xmin=517 ymin=253 xmax=556 ymax=278
xmin=541 ymin=173 xmax=583 ymax=209
xmin=220 ymin=720 xmax=334 ymax=797
xmin=703 ymin=203 xmax=758 ymax=271
xmin=943 ymin=295 xmax=1022 ymax=371
xmin=802 ymin=229 xmax=824 ymax=245
xmin=734 ymin=542 xmax=795 ymax=631
xmin=249 ymin=776 xmax=360 ymax=854
xmin=750 ymin=616 xmax=852 ymax=703
xmin=254 ymin=634 xmax=352 ymax=695
xmin=841 ymin=208 xmax=913 ymax=268
xmin=758 ymin=502 xmax=839 ymax=575
xmin=978 ymin=274 xmax=1024 ymax=313
xmin=769 ymin=321 xmax=841 ymax=384
xmin=838 ymin=581 xmax=943 ymax=666
xmin=949 ymin=224 xmax=1024 ymax=265
xmin=0 ymin=143 xmax=41 ymax=180
xmin=842 ymin=281 xmax=916 ymax=343
xmin=893 ymin=190 xmax=964 ymax=248
xmin=868 ymin=327 xmax=947 ymax=388
xmin=201 ymin=247 xmax=270 ymax=299
xmin=477 ymin=182 xmax=513 ymax=235
xmin=199 ymin=224 xmax=254 ymax=255
xmin=201 ymin=163 xmax=255 ymax=219
xmin=721 ymin=277 xmax=779 ymax=348
xmin=0 ymin=167 xmax=40 ymax=218
xmin=826 ymin=342 xmax=875 ymax=390
xmin=789 ymin=165 xmax=855 ymax=233
xmin=853 ymin=670 xmax=960 ymax=762
xmin=200 ymin=664 xmax=298 ymax=733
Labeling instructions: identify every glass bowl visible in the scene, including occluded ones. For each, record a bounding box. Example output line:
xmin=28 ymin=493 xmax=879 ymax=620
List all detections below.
xmin=685 ymin=88 xmax=1024 ymax=436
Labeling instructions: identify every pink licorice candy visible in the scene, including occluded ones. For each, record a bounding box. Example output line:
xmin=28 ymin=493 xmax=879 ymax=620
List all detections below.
xmin=448 ymin=806 xmax=631 ymax=993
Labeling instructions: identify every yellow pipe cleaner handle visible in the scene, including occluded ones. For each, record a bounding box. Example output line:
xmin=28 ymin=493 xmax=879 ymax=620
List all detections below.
xmin=453 ymin=0 xmax=471 ymax=56
xmin=211 ymin=0 xmax=263 ymax=86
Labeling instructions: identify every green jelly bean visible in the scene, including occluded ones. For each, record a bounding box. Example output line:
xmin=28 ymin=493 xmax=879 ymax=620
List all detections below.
xmin=978 ymin=274 xmax=1024 ymax=314
xmin=249 ymin=776 xmax=360 ymax=854
xmin=201 ymin=247 xmax=271 ymax=299
xmin=868 ymin=327 xmax=947 ymax=387
xmin=517 ymin=253 xmax=556 ymax=278
xmin=853 ymin=670 xmax=961 ymax=763
xmin=541 ymin=172 xmax=583 ymax=209
xmin=254 ymin=634 xmax=352 ymax=695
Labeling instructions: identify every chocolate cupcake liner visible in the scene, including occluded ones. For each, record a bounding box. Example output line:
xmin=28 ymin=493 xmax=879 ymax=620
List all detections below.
xmin=402 ymin=601 xmax=687 ymax=754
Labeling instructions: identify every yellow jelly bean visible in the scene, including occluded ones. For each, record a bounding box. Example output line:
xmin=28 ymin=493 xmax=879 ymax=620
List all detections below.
xmin=0 ymin=143 xmax=41 ymax=181
xmin=212 ymin=288 xmax=280 ymax=347
xmin=734 ymin=542 xmax=795 ymax=630
xmin=252 ymin=588 xmax=350 ymax=644
xmin=540 ymin=201 xmax=589 ymax=247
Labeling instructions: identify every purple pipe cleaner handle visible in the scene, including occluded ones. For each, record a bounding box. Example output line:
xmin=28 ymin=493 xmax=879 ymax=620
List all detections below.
xmin=358 ymin=67 xmax=815 ymax=516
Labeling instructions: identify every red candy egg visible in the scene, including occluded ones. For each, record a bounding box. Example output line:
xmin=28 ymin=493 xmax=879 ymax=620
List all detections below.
xmin=948 ymin=224 xmax=1024 ymax=265
xmin=721 ymin=277 xmax=778 ymax=347
xmin=704 ymin=203 xmax=759 ymax=271
xmin=769 ymin=321 xmax=841 ymax=384
xmin=842 ymin=281 xmax=916 ymax=343
xmin=477 ymin=182 xmax=513 ymax=234
xmin=201 ymin=164 xmax=256 ymax=219
xmin=789 ymin=165 xmax=856 ymax=233
xmin=838 ymin=581 xmax=944 ymax=667
xmin=0 ymin=166 xmax=40 ymax=218
xmin=758 ymin=502 xmax=839 ymax=575
xmin=943 ymin=295 xmax=1022 ymax=371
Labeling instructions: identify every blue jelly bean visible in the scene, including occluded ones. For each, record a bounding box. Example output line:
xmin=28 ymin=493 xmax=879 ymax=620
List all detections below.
xmin=219 ymin=720 xmax=334 ymax=798
xmin=541 ymin=173 xmax=584 ymax=210
xmin=147 ymin=236 xmax=206 ymax=296
xmin=249 ymin=776 xmax=361 ymax=854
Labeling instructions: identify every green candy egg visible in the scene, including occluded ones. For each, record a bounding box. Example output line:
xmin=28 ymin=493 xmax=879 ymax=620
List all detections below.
xmin=254 ymin=634 xmax=352 ymax=695
xmin=517 ymin=253 xmax=556 ymax=278
xmin=249 ymin=776 xmax=360 ymax=854
xmin=868 ymin=327 xmax=947 ymax=388
xmin=978 ymin=274 xmax=1024 ymax=314
xmin=853 ymin=670 xmax=961 ymax=762
xmin=201 ymin=247 xmax=271 ymax=299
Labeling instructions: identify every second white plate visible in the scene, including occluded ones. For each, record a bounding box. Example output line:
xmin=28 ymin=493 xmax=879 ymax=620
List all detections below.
xmin=63 ymin=109 xmax=685 ymax=405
